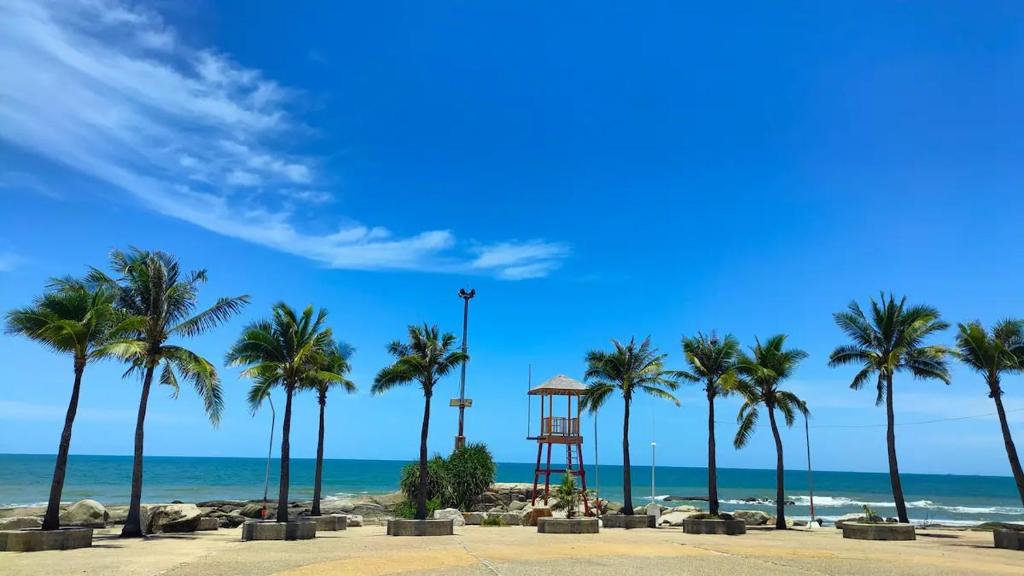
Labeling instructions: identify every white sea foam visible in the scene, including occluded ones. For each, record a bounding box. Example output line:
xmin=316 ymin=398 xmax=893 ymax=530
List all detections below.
xmin=788 ymin=494 xmax=1023 ymax=515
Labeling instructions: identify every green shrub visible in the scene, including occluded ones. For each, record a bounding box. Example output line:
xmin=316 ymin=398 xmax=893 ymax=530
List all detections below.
xmin=400 ymin=455 xmax=453 ymax=505
xmin=550 ymin=474 xmax=580 ymax=518
xmin=394 ymin=497 xmax=442 ymax=519
xmin=397 ymin=444 xmax=496 ymax=511
xmin=481 ymin=514 xmax=504 ymax=527
xmin=446 ymin=443 xmax=496 ymax=510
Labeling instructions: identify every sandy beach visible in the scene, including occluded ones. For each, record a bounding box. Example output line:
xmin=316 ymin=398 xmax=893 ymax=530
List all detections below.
xmin=1 ymin=523 xmax=1021 ymax=576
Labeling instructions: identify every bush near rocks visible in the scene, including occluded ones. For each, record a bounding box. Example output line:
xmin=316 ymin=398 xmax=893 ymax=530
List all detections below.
xmin=399 ymin=444 xmax=496 ymax=511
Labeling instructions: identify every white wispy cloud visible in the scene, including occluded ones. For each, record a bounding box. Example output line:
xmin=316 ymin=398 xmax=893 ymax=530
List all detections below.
xmin=0 ymin=251 xmax=21 ymax=272
xmin=0 ymin=0 xmax=569 ymax=278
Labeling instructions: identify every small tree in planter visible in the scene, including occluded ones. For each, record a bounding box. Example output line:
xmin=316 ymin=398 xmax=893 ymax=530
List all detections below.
xmin=539 ymin=474 xmax=599 ymax=533
xmin=551 ymin=474 xmax=581 ymax=518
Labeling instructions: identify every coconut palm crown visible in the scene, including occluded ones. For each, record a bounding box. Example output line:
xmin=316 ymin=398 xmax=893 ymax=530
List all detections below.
xmin=89 ymin=248 xmax=248 ymax=537
xmin=227 ymin=303 xmax=344 ymax=523
xmin=955 ymin=319 xmax=1024 ymax=506
xmin=733 ymin=334 xmax=808 ymax=530
xmin=828 ymin=293 xmax=950 ymax=523
xmin=4 ymin=278 xmax=141 ymax=530
xmin=678 ymin=332 xmax=739 ymax=516
xmin=372 ymin=324 xmax=468 ymax=520
xmin=581 ymin=337 xmax=679 ymax=516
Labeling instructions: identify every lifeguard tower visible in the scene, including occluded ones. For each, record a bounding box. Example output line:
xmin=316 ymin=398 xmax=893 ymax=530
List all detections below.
xmin=528 ymin=374 xmax=591 ymax=514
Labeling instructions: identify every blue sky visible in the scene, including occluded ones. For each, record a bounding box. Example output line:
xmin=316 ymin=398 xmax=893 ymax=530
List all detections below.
xmin=1 ymin=0 xmax=1022 ymax=476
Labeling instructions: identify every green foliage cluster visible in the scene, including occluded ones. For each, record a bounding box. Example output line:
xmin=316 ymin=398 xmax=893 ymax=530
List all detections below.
xmin=550 ymin=474 xmax=581 ymax=519
xmin=480 ymin=514 xmax=505 ymax=527
xmin=394 ymin=497 xmax=442 ymax=519
xmin=398 ymin=443 xmax=496 ymax=511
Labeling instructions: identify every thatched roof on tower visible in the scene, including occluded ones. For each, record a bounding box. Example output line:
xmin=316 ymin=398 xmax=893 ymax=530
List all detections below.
xmin=528 ymin=374 xmax=586 ymax=396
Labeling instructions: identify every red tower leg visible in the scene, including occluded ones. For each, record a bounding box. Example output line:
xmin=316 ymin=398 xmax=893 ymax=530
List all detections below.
xmin=577 ymin=442 xmax=591 ymax=515
xmin=531 ymin=442 xmax=543 ymax=506
xmin=543 ymin=443 xmax=553 ymax=505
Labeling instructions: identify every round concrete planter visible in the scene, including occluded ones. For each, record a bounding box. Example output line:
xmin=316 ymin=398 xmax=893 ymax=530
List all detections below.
xmin=841 ymin=522 xmax=915 ymax=541
xmin=241 ymin=519 xmax=316 ymax=541
xmin=993 ymin=528 xmax=1024 ymax=551
xmin=0 ymin=527 xmax=93 ymax=552
xmin=308 ymin=515 xmax=348 ymax=531
xmin=682 ymin=518 xmax=747 ymax=535
xmin=386 ymin=518 xmax=454 ymax=537
xmin=601 ymin=514 xmax=657 ymax=529
xmin=537 ymin=517 xmax=599 ymax=534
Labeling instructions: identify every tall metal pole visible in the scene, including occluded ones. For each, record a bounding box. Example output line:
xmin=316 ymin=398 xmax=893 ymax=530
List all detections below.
xmin=261 ymin=396 xmax=276 ymax=519
xmin=454 ymin=288 xmax=475 ymax=451
xmin=804 ymin=413 xmax=815 ymax=523
xmin=651 ymin=441 xmax=657 ymax=505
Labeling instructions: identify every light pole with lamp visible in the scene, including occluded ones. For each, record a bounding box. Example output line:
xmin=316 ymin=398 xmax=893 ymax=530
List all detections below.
xmin=453 ymin=288 xmax=475 ymax=451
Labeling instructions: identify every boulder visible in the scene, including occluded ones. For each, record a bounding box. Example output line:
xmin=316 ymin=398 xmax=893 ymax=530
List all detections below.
xmin=433 ymin=508 xmax=466 ymax=527
xmin=521 ymin=507 xmax=553 ymax=527
xmin=766 ymin=516 xmax=796 ymax=529
xmin=59 ymin=500 xmax=108 ymax=527
xmin=498 ymin=512 xmax=522 ymax=526
xmin=835 ymin=512 xmax=868 ymax=528
xmin=0 ymin=517 xmax=42 ymax=530
xmin=371 ymin=492 xmax=405 ymax=507
xmin=508 ymin=500 xmax=528 ymax=512
xmin=605 ymin=501 xmax=623 ymax=514
xmin=659 ymin=510 xmax=701 ymax=527
xmin=321 ymin=499 xmax=356 ymax=514
xmin=217 ymin=513 xmax=246 ymax=528
xmin=671 ymin=505 xmax=701 ymax=513
xmin=463 ymin=512 xmax=486 ymax=525
xmin=733 ymin=510 xmax=770 ymax=526
xmin=343 ymin=514 xmax=363 ymax=527
xmin=487 ymin=505 xmax=506 ymax=513
xmin=107 ymin=506 xmax=129 ymax=524
xmin=240 ymin=502 xmax=270 ymax=518
xmin=142 ymin=503 xmax=202 ymax=534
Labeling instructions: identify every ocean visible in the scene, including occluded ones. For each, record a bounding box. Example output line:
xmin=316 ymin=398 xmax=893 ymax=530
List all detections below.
xmin=1 ymin=454 xmax=1021 ymax=526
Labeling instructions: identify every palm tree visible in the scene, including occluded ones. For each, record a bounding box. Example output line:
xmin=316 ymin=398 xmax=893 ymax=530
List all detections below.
xmin=227 ymin=303 xmax=342 ymax=523
xmin=828 ymin=294 xmax=950 ymax=523
xmin=955 ymin=320 xmax=1024 ymax=507
xmin=678 ymin=332 xmax=739 ymax=517
xmin=90 ymin=249 xmax=248 ymax=537
xmin=733 ymin=335 xmax=808 ymax=530
xmin=372 ymin=324 xmax=468 ymax=520
xmin=308 ymin=342 xmax=357 ymax=517
xmin=581 ymin=337 xmax=679 ymax=516
xmin=4 ymin=278 xmax=139 ymax=531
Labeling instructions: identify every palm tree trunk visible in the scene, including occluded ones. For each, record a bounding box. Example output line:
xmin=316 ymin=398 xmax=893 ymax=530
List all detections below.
xmin=708 ymin=389 xmax=719 ymax=517
xmin=277 ymin=385 xmax=295 ymax=523
xmin=417 ymin=389 xmax=432 ymax=520
xmin=885 ymin=373 xmax=909 ymax=523
xmin=42 ymin=359 xmax=85 ymax=530
xmin=121 ymin=363 xmax=156 ymax=538
xmin=311 ymin=396 xmax=326 ymax=517
xmin=992 ymin=383 xmax=1024 ymax=507
xmin=622 ymin=397 xmax=633 ymax=516
xmin=767 ymin=404 xmax=786 ymax=529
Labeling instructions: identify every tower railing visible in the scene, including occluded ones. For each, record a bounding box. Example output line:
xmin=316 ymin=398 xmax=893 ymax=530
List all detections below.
xmin=541 ymin=416 xmax=580 ymax=437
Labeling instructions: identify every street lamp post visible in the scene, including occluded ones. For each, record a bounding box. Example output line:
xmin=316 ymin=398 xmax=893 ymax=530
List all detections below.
xmin=651 ymin=441 xmax=657 ymax=505
xmin=453 ymin=288 xmax=475 ymax=451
